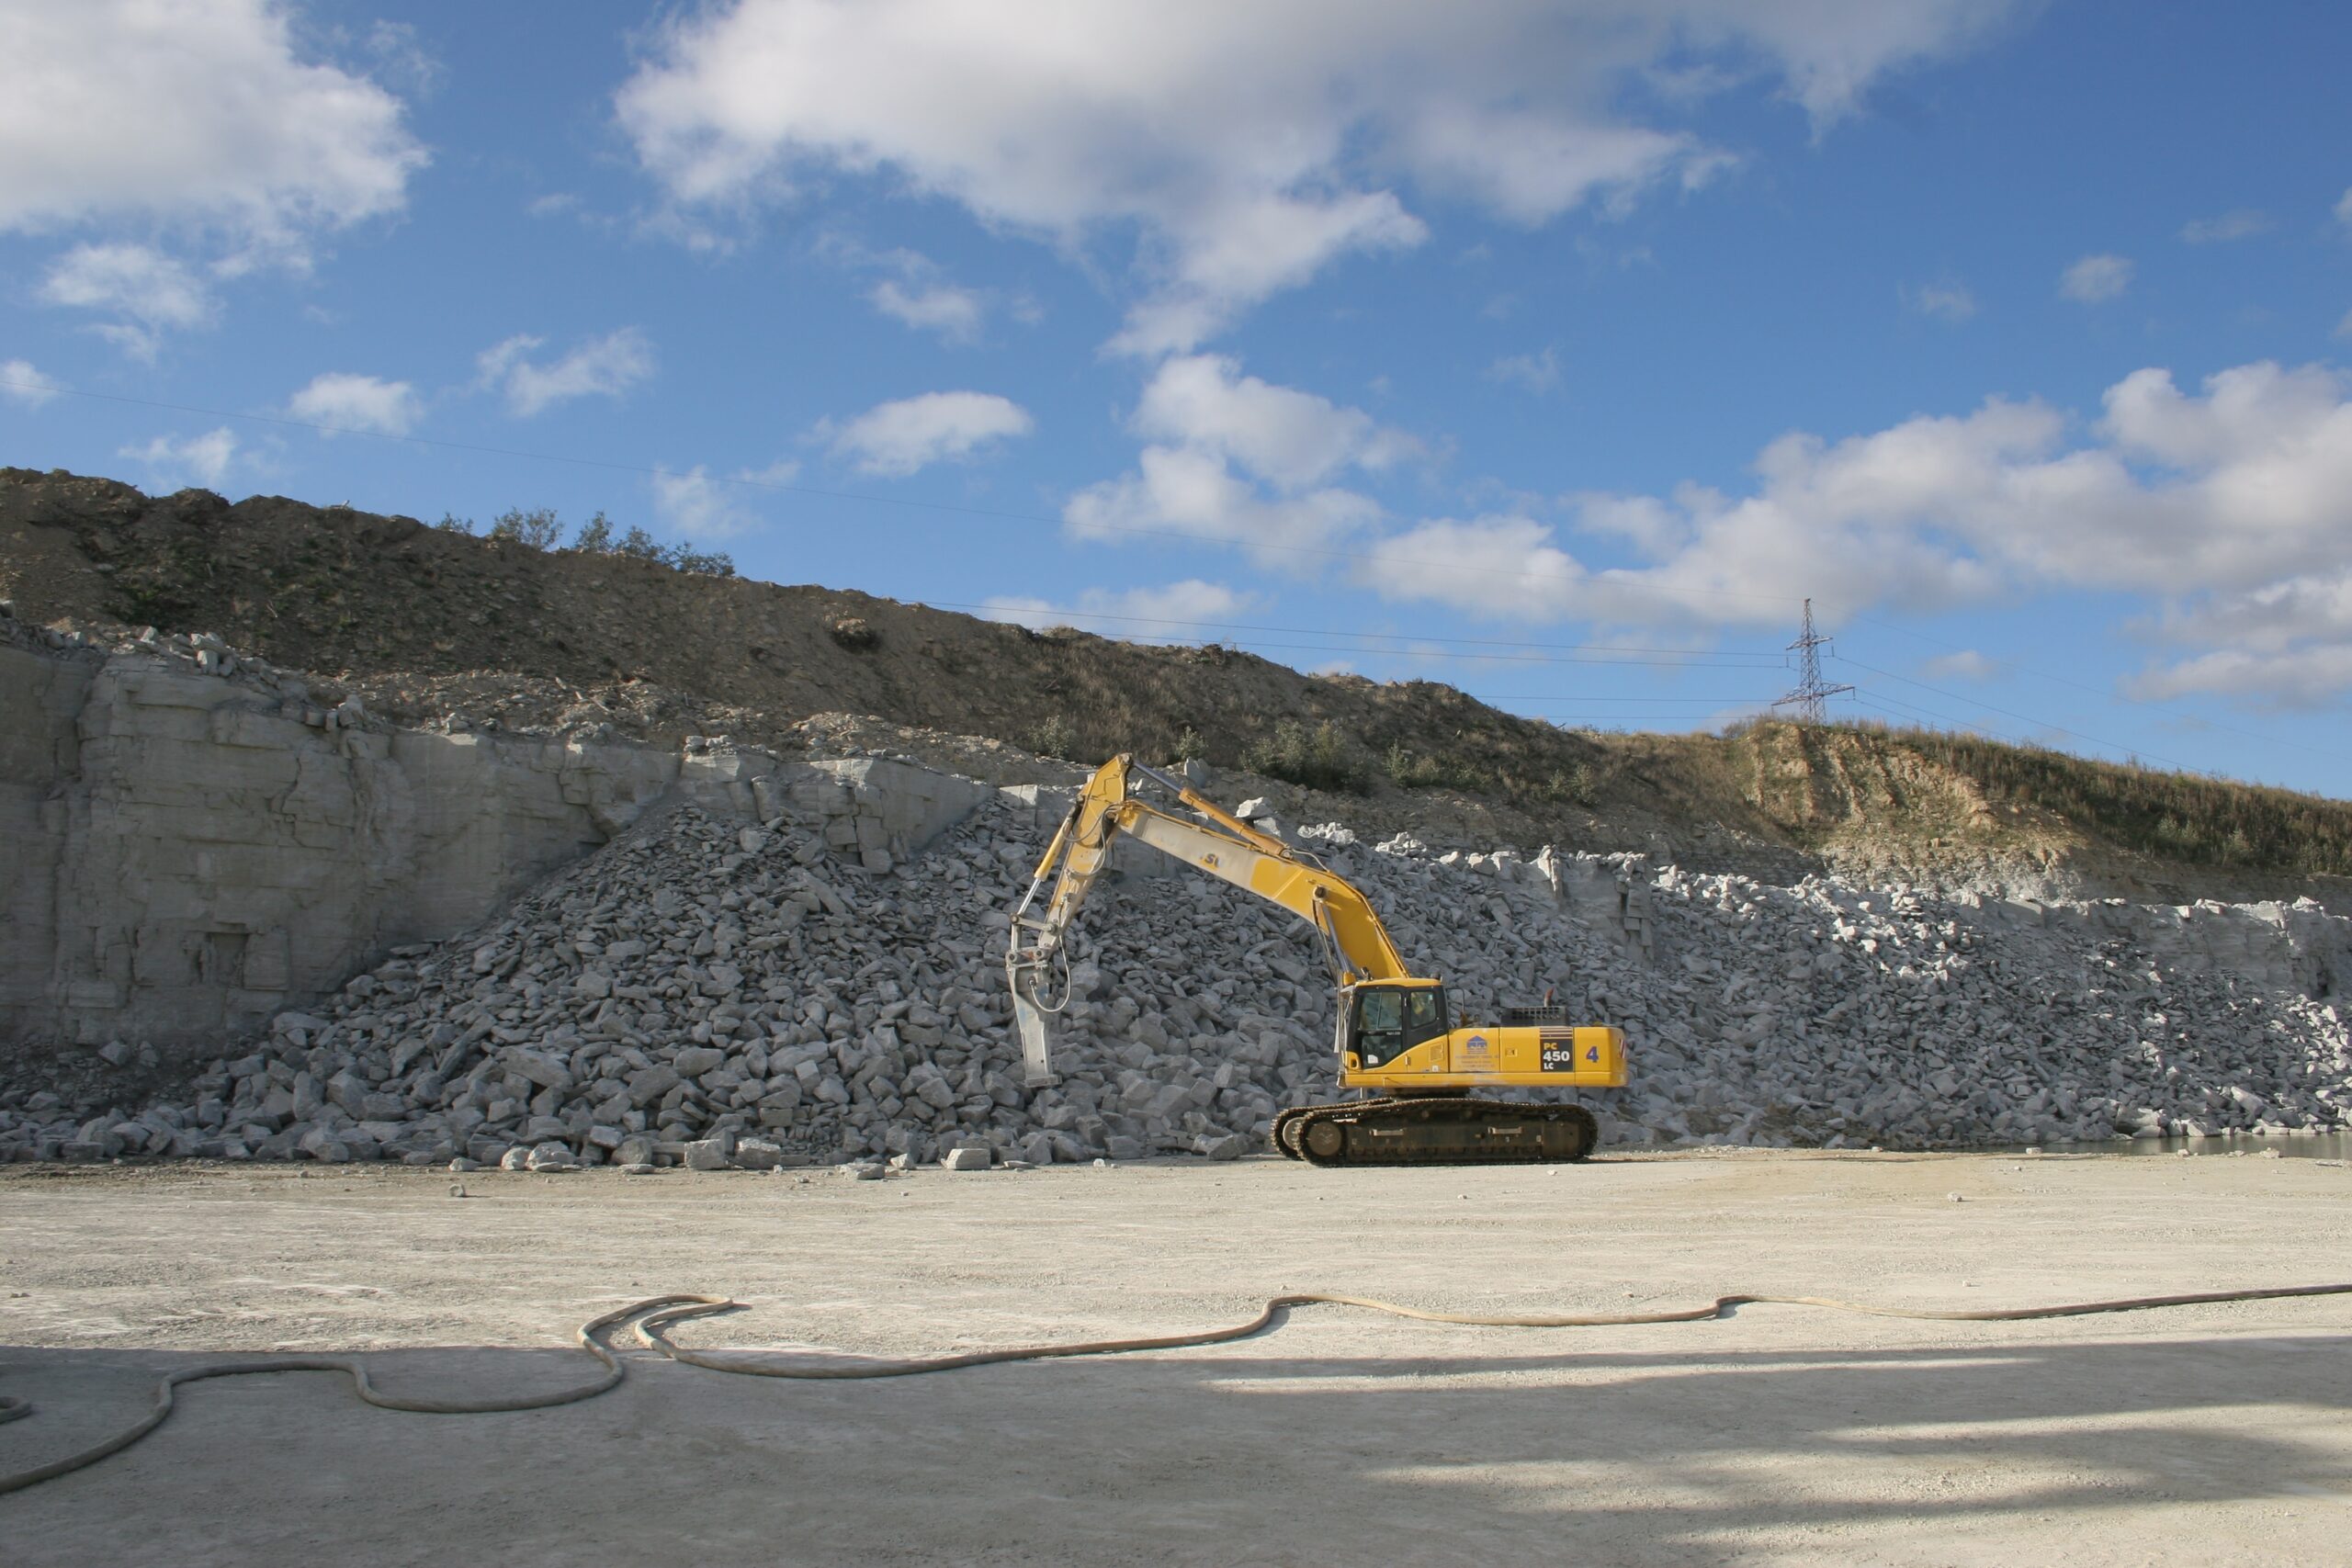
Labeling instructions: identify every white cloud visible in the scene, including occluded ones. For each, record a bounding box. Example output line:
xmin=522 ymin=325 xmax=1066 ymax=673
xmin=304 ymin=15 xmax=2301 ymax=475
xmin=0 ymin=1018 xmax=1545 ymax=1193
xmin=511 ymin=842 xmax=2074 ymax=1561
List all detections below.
xmin=737 ymin=457 xmax=803 ymax=489
xmin=118 ymin=428 xmax=239 ymax=489
xmin=2143 ymin=572 xmax=2352 ymax=659
xmin=2126 ymin=570 xmax=2352 ymax=706
xmin=1920 ymin=649 xmax=1997 ymax=681
xmin=2060 ymin=253 xmax=2132 ymax=303
xmin=617 ymin=0 xmax=2017 ymax=348
xmin=0 ymin=359 xmax=57 ymax=408
xmin=1570 ymin=491 xmax=1690 ymax=557
xmin=2177 ymin=209 xmax=2269 ymax=244
xmin=2335 ymin=306 xmax=2352 ymax=341
xmin=820 ymin=242 xmax=1007 ymax=343
xmin=823 ymin=390 xmax=1033 ymax=476
xmin=473 ymin=334 xmax=538 ymax=388
xmin=39 ymin=243 xmax=214 ymax=358
xmin=475 ymin=329 xmax=655 ymax=417
xmin=981 ymin=579 xmax=1261 ymax=636
xmin=2128 ymin=642 xmax=2352 ymax=708
xmin=1066 ymin=357 xmax=1417 ymax=564
xmin=1585 ymin=361 xmax=2352 ymax=614
xmin=1335 ymin=358 xmax=2352 ymax=704
xmin=2335 ymin=186 xmax=2352 ymax=228
xmin=1063 ymin=355 xmax=2352 ymax=697
xmin=1356 ymin=513 xmax=1589 ymax=612
xmin=652 ymin=466 xmax=760 ymax=539
xmin=359 ymin=20 xmax=443 ymax=100
xmin=1107 ymin=192 xmax=1427 ymax=354
xmin=1066 ymin=446 xmax=1385 ymax=562
xmin=0 ymin=0 xmax=424 ymax=263
xmin=286 ymin=371 xmax=420 ymax=435
xmin=870 ymin=279 xmax=986 ymax=344
xmin=1903 ymin=281 xmax=1977 ymax=321
xmin=1487 ymin=346 xmax=1562 ymax=393
xmin=1133 ymin=355 xmax=1418 ymax=490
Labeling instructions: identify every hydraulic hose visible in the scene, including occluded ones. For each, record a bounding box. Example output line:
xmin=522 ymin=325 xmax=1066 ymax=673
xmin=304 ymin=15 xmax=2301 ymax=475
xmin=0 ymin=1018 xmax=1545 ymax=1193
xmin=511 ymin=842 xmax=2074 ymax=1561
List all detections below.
xmin=6 ymin=1280 xmax=2349 ymax=1495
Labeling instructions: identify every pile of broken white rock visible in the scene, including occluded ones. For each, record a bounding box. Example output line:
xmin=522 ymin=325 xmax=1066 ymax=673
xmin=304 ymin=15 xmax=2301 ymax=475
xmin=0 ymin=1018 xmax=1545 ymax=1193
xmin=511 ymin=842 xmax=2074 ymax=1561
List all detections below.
xmin=4 ymin=784 xmax=2347 ymax=1169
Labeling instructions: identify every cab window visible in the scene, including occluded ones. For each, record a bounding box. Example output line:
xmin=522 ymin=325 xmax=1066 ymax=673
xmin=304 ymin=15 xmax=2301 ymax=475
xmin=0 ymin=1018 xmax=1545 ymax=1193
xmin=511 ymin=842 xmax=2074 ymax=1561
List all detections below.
xmin=1354 ymin=990 xmax=1404 ymax=1066
xmin=1404 ymin=988 xmax=1447 ymax=1048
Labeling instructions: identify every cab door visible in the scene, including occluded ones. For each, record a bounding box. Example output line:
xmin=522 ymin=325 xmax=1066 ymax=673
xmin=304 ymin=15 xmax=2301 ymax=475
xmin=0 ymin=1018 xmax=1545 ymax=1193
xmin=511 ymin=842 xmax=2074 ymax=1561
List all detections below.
xmin=1350 ymin=987 xmax=1408 ymax=1070
xmin=1401 ymin=987 xmax=1450 ymax=1068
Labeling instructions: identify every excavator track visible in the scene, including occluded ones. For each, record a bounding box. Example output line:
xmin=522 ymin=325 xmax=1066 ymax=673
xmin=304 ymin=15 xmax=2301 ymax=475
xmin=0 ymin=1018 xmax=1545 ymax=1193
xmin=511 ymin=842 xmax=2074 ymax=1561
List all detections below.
xmin=1272 ymin=1106 xmax=1313 ymax=1159
xmin=1271 ymin=1099 xmax=1599 ymax=1167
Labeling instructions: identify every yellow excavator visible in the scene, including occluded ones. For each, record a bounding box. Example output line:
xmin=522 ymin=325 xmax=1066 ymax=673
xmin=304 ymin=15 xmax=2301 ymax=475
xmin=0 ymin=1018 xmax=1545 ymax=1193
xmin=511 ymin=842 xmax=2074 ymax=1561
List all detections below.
xmin=1005 ymin=754 xmax=1628 ymax=1166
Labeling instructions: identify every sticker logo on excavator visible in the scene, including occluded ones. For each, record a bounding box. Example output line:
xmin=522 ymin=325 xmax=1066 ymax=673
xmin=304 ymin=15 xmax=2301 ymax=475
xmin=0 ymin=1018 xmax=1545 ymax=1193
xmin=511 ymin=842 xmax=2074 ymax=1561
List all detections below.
xmin=1461 ymin=1033 xmax=1493 ymax=1068
xmin=1541 ymin=1043 xmax=1601 ymax=1072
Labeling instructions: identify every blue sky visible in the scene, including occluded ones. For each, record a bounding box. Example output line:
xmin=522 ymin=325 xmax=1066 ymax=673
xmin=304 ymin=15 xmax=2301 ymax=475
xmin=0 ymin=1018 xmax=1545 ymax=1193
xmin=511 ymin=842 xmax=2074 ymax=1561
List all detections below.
xmin=4 ymin=1 xmax=2350 ymax=795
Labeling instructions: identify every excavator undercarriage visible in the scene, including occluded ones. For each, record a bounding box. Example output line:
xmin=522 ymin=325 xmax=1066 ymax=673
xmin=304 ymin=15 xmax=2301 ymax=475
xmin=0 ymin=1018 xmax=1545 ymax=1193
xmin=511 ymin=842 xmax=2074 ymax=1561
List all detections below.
xmin=1272 ymin=1098 xmax=1600 ymax=1167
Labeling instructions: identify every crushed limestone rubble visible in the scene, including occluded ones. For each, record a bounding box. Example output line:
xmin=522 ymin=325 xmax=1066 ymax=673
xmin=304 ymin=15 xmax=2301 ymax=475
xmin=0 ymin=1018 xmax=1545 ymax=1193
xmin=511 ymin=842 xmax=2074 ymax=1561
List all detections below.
xmin=4 ymin=769 xmax=2347 ymax=1168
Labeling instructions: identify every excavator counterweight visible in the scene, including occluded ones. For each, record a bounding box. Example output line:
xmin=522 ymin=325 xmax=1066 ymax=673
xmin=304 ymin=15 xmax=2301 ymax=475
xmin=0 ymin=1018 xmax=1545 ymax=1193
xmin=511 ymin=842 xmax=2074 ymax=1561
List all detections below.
xmin=1003 ymin=755 xmax=1628 ymax=1166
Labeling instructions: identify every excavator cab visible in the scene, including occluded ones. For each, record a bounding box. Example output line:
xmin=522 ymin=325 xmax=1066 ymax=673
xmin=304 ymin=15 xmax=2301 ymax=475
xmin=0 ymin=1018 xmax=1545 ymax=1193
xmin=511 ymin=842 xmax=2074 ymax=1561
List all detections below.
xmin=1344 ymin=981 xmax=1450 ymax=1068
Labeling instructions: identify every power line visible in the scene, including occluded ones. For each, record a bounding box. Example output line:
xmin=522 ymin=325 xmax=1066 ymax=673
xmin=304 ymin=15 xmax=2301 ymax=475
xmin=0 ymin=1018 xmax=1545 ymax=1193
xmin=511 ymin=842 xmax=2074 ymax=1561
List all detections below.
xmin=1500 ymin=717 xmax=1751 ymax=728
xmin=1015 ymin=626 xmax=1787 ymax=671
xmin=961 ymin=596 xmax=2343 ymax=765
xmin=1849 ymin=690 xmax=2017 ymax=743
xmin=1833 ymin=655 xmax=2200 ymax=773
xmin=1848 ymin=610 xmax=2349 ymax=766
xmin=920 ymin=599 xmax=1785 ymax=661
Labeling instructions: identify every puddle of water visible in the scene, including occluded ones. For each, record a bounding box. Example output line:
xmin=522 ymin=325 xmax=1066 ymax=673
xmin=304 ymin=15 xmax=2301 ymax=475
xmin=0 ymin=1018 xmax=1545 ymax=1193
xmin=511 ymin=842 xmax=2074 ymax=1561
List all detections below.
xmin=1993 ymin=1132 xmax=2351 ymax=1160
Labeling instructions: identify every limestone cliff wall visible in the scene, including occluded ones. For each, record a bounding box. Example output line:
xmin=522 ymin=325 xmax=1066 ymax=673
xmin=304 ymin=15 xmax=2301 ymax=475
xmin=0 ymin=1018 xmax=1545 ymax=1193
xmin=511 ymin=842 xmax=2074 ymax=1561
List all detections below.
xmin=1 ymin=638 xmax=1004 ymax=1059
xmin=0 ymin=647 xmax=92 ymax=1042
xmin=0 ymin=644 xmax=660 ymax=1052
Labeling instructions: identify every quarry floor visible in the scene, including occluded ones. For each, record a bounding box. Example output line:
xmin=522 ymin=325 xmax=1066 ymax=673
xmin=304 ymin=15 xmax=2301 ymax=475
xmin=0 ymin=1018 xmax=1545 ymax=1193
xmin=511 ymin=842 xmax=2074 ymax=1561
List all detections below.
xmin=3 ymin=1151 xmax=2349 ymax=1567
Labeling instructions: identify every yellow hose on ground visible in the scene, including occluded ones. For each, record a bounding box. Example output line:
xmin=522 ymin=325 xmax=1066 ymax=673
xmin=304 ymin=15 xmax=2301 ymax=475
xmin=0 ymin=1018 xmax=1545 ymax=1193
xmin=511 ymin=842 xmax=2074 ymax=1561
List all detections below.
xmin=5 ymin=1281 xmax=2348 ymax=1495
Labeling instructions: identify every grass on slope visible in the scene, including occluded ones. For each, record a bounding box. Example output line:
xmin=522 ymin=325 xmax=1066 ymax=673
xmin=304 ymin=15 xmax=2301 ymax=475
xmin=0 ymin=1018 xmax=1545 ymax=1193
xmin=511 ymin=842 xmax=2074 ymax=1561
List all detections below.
xmin=1892 ymin=728 xmax=2352 ymax=878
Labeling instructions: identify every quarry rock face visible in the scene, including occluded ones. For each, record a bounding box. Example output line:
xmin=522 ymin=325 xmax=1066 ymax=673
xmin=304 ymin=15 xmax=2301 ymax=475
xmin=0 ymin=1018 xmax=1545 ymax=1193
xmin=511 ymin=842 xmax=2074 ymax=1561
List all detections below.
xmin=2 ymin=617 xmax=2348 ymax=1168
xmin=0 ymin=628 xmax=995 ymax=1055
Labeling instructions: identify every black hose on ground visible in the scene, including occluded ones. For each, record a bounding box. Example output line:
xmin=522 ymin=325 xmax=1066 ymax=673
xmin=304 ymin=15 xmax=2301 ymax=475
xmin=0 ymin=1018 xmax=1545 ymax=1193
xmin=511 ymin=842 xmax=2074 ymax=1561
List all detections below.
xmin=6 ymin=1281 xmax=2349 ymax=1495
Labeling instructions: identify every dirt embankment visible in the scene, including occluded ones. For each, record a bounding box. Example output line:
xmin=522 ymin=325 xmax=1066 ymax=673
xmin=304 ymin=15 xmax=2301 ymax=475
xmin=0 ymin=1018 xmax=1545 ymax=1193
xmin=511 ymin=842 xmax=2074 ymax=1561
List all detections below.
xmin=5 ymin=468 xmax=2346 ymax=903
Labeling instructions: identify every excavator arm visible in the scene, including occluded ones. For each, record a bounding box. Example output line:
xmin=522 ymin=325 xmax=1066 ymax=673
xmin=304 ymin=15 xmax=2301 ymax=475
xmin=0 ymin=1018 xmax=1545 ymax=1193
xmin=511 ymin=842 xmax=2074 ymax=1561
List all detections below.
xmin=1005 ymin=754 xmax=1410 ymax=1087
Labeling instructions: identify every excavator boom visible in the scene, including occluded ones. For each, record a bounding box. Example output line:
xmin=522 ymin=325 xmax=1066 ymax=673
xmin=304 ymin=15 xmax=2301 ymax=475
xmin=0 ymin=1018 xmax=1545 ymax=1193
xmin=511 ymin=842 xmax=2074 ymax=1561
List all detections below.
xmin=1002 ymin=754 xmax=1627 ymax=1165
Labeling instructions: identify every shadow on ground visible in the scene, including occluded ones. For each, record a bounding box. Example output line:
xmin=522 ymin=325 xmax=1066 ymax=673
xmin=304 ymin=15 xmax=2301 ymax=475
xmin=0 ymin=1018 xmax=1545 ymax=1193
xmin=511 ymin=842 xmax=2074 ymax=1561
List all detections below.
xmin=5 ymin=1326 xmax=2349 ymax=1566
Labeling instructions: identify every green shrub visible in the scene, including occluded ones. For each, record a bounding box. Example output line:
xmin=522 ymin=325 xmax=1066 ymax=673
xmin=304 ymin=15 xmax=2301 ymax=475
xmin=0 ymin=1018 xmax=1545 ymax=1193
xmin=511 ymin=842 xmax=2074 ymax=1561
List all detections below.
xmin=571 ymin=511 xmax=615 ymax=552
xmin=488 ymin=507 xmax=564 ymax=549
xmin=1385 ymin=741 xmax=1488 ymax=793
xmin=663 ymin=544 xmax=737 ymax=578
xmin=572 ymin=515 xmax=736 ymax=577
xmin=1246 ymin=720 xmax=1355 ymax=791
xmin=1028 ymin=714 xmax=1077 ymax=761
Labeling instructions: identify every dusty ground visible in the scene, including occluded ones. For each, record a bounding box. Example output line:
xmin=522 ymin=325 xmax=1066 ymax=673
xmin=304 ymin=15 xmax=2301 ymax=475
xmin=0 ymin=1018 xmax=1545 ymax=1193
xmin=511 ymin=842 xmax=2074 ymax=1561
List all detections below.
xmin=3 ymin=1150 xmax=2349 ymax=1565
